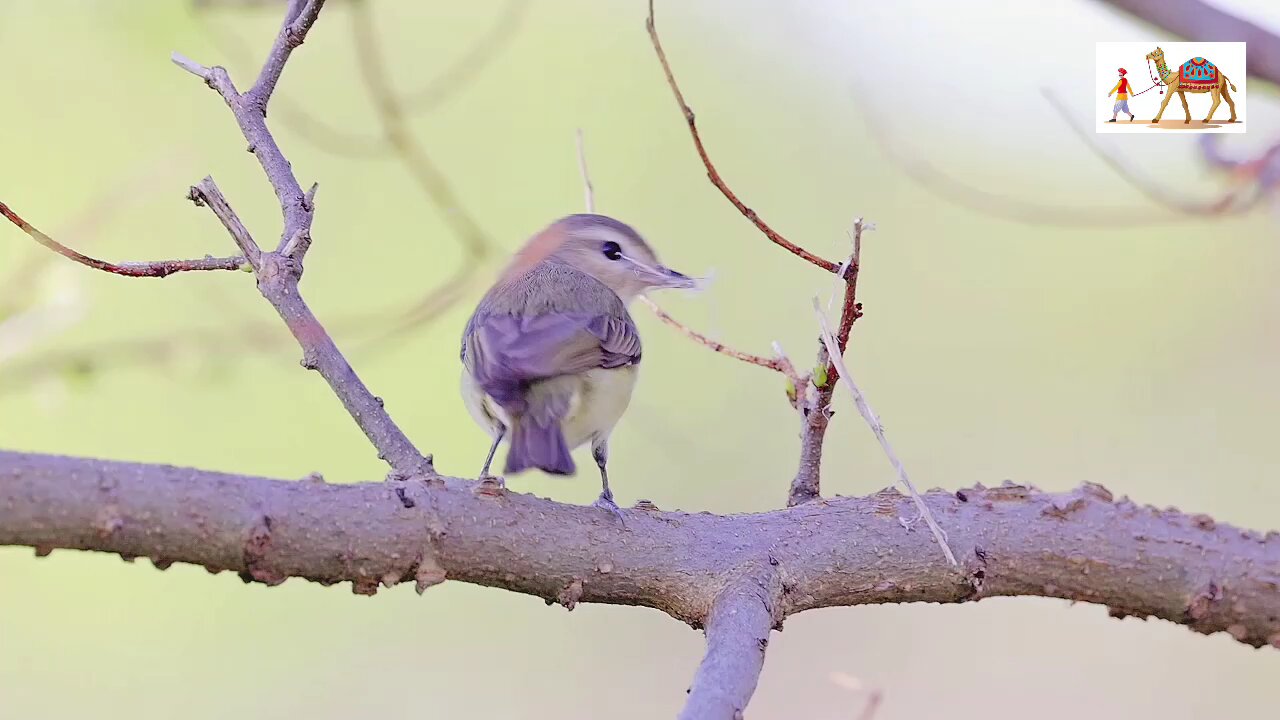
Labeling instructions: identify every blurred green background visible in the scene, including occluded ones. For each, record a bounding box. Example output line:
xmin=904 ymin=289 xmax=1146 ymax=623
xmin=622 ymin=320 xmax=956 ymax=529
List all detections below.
xmin=3 ymin=0 xmax=1279 ymax=717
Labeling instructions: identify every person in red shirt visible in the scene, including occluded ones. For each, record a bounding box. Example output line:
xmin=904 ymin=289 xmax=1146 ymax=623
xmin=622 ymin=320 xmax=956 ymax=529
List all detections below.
xmin=1107 ymin=67 xmax=1137 ymax=122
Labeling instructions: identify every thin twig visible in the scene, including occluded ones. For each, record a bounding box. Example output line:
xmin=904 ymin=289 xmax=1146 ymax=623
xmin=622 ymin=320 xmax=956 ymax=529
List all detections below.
xmin=639 ymin=296 xmax=800 ymax=382
xmin=789 ymin=219 xmax=864 ymax=506
xmin=575 ymin=128 xmax=595 ymax=213
xmin=645 ymin=0 xmax=840 ymax=274
xmin=187 ymin=179 xmax=262 ymax=267
xmin=813 ymin=298 xmax=958 ymax=566
xmin=174 ymin=0 xmax=433 ymax=480
xmin=0 ymin=200 xmax=247 ymax=277
xmin=573 ymin=126 xmax=800 ymax=384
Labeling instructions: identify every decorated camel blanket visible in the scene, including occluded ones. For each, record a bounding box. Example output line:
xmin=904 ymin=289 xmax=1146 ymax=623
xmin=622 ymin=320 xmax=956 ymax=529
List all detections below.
xmin=1179 ymin=57 xmax=1219 ymax=90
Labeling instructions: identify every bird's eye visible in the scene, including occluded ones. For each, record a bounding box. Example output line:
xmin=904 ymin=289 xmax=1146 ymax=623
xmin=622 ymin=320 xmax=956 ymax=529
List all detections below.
xmin=602 ymin=240 xmax=622 ymax=261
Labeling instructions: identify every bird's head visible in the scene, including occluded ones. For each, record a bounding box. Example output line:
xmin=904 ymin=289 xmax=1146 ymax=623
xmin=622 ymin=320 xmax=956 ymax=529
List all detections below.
xmin=509 ymin=213 xmax=699 ymax=303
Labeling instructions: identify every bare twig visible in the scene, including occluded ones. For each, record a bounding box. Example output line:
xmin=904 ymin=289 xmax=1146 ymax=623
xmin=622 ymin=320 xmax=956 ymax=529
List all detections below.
xmin=814 ymin=297 xmax=958 ymax=566
xmin=0 ymin=153 xmax=193 ymax=313
xmin=789 ymin=220 xmax=864 ymax=506
xmin=174 ymin=0 xmax=432 ymax=480
xmin=575 ymin=128 xmax=596 ymax=213
xmin=639 ymin=296 xmax=800 ymax=382
xmin=0 ymin=200 xmax=248 ymax=277
xmin=646 ymin=0 xmax=840 ymax=274
xmin=573 ymin=127 xmax=801 ymax=385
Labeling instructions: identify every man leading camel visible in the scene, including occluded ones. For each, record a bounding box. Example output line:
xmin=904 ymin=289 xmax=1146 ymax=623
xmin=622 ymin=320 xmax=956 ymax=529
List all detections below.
xmin=1107 ymin=68 xmax=1137 ymax=122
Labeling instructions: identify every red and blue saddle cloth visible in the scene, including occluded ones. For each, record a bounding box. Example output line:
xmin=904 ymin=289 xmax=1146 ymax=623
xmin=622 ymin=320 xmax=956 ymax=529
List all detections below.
xmin=1179 ymin=58 xmax=1219 ymax=90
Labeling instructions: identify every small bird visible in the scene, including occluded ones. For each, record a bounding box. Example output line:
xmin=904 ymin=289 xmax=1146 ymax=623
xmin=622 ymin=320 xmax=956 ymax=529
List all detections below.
xmin=460 ymin=213 xmax=696 ymax=514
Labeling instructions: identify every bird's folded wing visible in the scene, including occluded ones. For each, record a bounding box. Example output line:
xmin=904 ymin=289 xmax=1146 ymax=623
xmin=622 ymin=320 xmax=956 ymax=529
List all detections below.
xmin=464 ymin=311 xmax=641 ymax=405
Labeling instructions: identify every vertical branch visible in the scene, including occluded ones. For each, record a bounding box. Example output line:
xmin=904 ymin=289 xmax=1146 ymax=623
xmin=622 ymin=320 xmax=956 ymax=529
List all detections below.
xmin=788 ymin=221 xmax=863 ymax=507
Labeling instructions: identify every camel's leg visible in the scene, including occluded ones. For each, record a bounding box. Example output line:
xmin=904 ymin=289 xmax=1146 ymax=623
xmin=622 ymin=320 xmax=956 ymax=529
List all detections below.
xmin=1221 ymin=82 xmax=1237 ymax=122
xmin=1204 ymin=88 xmax=1222 ymax=122
xmin=1153 ymin=88 xmax=1174 ymax=122
xmin=1178 ymin=91 xmax=1192 ymax=123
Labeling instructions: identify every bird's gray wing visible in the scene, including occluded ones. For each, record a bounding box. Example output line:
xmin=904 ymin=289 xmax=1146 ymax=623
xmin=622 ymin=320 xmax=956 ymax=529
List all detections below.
xmin=462 ymin=311 xmax=641 ymax=411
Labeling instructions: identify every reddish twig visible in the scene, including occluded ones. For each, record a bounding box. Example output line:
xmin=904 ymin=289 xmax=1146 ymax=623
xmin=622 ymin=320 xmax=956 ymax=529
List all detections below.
xmin=645 ymin=0 xmax=840 ymax=274
xmin=573 ymin=127 xmax=801 ymax=385
xmin=788 ymin=220 xmax=864 ymax=506
xmin=639 ymin=295 xmax=800 ymax=384
xmin=0 ymin=200 xmax=247 ymax=277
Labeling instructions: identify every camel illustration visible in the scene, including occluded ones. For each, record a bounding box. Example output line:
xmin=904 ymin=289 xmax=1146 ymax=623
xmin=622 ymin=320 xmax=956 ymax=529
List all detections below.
xmin=1145 ymin=47 xmax=1237 ymax=124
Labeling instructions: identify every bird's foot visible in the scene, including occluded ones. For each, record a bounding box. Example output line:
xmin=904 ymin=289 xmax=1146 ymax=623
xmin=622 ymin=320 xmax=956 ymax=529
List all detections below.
xmin=475 ymin=473 xmax=506 ymax=497
xmin=591 ymin=491 xmax=626 ymax=526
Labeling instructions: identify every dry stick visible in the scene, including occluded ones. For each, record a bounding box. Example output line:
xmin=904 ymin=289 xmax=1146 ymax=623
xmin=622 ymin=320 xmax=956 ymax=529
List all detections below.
xmin=573 ymin=127 xmax=801 ymax=384
xmin=575 ymin=127 xmax=595 ymax=213
xmin=645 ymin=0 xmax=840 ymax=274
xmin=0 ymin=200 xmax=248 ymax=277
xmin=0 ymin=153 xmax=194 ymax=312
xmin=813 ymin=298 xmax=958 ymax=566
xmin=173 ymin=0 xmax=433 ymax=480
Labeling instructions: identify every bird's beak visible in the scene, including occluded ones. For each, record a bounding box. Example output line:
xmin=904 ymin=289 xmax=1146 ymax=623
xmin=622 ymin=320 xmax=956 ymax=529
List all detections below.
xmin=622 ymin=254 xmax=701 ymax=291
xmin=651 ymin=266 xmax=699 ymax=290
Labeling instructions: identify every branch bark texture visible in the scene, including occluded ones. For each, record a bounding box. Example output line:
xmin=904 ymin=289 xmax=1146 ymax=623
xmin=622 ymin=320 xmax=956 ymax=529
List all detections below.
xmin=3 ymin=450 xmax=1278 ymax=651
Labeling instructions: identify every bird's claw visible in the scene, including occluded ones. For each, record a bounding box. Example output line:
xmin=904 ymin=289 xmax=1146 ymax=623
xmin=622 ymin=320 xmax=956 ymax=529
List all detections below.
xmin=475 ymin=473 xmax=506 ymax=496
xmin=591 ymin=492 xmax=626 ymax=526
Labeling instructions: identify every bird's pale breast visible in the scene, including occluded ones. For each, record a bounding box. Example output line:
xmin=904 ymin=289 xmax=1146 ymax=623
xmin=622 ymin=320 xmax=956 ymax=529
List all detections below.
xmin=461 ymin=365 xmax=638 ymax=450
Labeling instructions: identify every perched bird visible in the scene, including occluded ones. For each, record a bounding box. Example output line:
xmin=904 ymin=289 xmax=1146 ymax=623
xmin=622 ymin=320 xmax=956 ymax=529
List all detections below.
xmin=460 ymin=213 xmax=696 ymax=513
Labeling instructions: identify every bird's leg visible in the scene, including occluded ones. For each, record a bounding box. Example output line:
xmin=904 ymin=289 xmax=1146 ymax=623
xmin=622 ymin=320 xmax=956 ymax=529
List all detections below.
xmin=477 ymin=424 xmax=506 ymax=492
xmin=590 ymin=440 xmax=625 ymax=524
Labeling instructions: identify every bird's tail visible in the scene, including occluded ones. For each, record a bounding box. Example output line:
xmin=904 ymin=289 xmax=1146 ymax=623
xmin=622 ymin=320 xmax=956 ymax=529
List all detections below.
xmin=505 ymin=415 xmax=575 ymax=475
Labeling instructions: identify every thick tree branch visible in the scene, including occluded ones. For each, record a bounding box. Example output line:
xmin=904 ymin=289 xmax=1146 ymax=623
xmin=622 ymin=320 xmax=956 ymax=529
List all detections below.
xmin=679 ymin=568 xmax=780 ymax=720
xmin=3 ymin=449 xmax=1278 ymax=652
